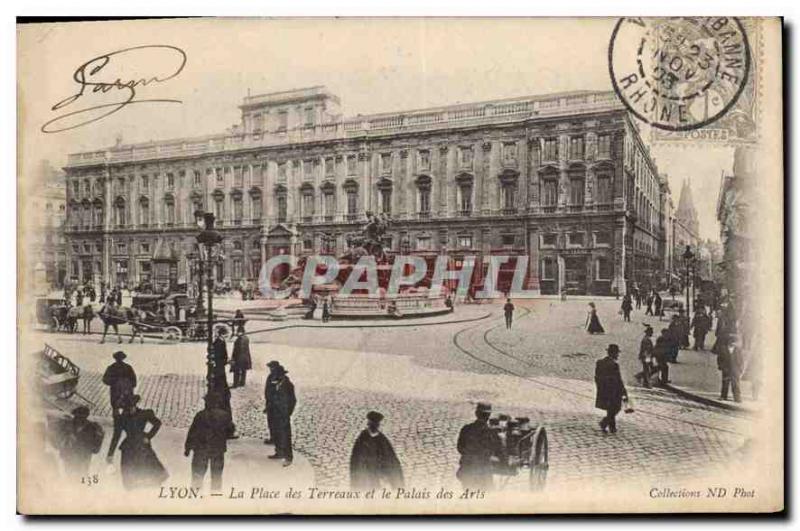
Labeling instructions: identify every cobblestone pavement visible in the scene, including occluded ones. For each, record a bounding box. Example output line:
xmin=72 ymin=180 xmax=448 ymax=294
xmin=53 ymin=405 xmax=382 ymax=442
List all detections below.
xmin=32 ymin=298 xmax=751 ymax=490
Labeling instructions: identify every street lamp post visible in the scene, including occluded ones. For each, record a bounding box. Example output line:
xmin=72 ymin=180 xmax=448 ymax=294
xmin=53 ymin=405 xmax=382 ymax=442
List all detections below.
xmin=682 ymin=245 xmax=695 ymax=316
xmin=195 ymin=211 xmax=223 ymax=392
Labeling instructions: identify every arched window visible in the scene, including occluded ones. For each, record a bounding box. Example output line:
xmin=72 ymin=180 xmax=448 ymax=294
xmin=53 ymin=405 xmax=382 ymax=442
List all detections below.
xmin=455 ymin=173 xmax=473 ymax=215
xmin=300 ymin=184 xmax=315 ymax=220
xmin=93 ymin=200 xmax=103 ymax=227
xmin=416 ymin=175 xmax=432 ymax=217
xmin=275 ymin=185 xmax=288 ymax=223
xmin=377 ymin=178 xmax=392 ymax=215
xmin=321 ymin=183 xmax=335 ymax=220
xmin=343 ymin=180 xmax=359 ymax=219
xmin=114 ymin=197 xmax=126 ymax=227
xmin=540 ymin=167 xmax=558 ymax=208
xmin=139 ymin=197 xmax=150 ymax=227
xmin=250 ymin=188 xmax=263 ymax=221
xmin=164 ymin=195 xmax=176 ymax=226
xmin=568 ymin=166 xmax=585 ymax=207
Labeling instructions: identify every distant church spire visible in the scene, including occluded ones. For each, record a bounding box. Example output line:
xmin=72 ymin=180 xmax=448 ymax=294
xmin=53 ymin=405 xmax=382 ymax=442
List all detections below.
xmin=676 ymin=178 xmax=700 ymax=237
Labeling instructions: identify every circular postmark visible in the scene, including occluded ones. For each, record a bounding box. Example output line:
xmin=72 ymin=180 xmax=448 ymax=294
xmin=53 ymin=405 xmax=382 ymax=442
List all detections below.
xmin=608 ymin=17 xmax=750 ymax=131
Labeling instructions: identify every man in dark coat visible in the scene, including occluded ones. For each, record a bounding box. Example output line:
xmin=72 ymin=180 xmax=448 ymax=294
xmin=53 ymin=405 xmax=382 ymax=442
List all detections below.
xmin=677 ymin=309 xmax=691 ymax=349
xmin=56 ymin=406 xmax=104 ymax=479
xmin=594 ymin=344 xmax=628 ymax=434
xmin=102 ymin=351 xmax=137 ymax=461
xmin=503 ymin=298 xmax=515 ymax=329
xmin=636 ymin=325 xmax=655 ymax=388
xmin=264 ymin=362 xmax=297 ymax=466
xmin=654 ymin=328 xmax=672 ymax=386
xmin=211 ymin=328 xmax=229 ymax=389
xmin=653 ymin=292 xmax=663 ymax=316
xmin=230 ymin=330 xmax=252 ymax=388
xmin=349 ymin=411 xmax=405 ymax=490
xmin=185 ymin=393 xmax=233 ymax=493
xmin=717 ymin=334 xmax=743 ymax=402
xmin=456 ymin=402 xmax=504 ymax=491
xmin=691 ymin=307 xmax=713 ymax=351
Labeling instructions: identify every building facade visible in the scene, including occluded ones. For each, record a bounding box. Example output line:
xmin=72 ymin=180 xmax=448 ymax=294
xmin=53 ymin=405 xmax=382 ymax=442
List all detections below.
xmin=29 ymin=160 xmax=67 ymax=290
xmin=63 ymin=86 xmax=668 ymax=296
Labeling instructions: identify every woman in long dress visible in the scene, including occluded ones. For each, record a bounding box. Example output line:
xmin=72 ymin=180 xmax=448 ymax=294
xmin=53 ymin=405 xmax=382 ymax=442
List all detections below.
xmin=586 ymin=302 xmax=605 ymax=334
xmin=112 ymin=395 xmax=169 ymax=490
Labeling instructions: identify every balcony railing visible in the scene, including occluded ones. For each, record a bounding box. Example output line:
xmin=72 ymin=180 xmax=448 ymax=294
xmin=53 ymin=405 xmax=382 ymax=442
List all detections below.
xmin=66 ymin=91 xmax=623 ymax=167
xmin=346 ymin=213 xmax=360 ymax=222
xmin=501 ymin=207 xmax=518 ymax=215
xmin=418 ymin=211 xmax=431 ymax=219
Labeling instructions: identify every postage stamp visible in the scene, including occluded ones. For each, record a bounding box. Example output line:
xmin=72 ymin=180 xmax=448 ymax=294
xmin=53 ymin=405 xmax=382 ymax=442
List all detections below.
xmin=609 ymin=17 xmax=758 ymax=145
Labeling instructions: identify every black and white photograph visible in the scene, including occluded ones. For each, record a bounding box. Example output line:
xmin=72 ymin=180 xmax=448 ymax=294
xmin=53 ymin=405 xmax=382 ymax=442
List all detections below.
xmin=14 ymin=16 xmax=783 ymax=515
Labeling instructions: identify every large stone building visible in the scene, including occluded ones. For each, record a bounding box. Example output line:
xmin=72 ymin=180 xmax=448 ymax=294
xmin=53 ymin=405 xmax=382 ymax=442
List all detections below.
xmin=29 ymin=160 xmax=67 ymax=290
xmin=63 ymin=86 xmax=669 ymax=296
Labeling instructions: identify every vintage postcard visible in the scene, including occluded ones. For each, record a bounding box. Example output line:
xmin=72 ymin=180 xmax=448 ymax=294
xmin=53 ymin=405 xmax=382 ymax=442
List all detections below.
xmin=16 ymin=17 xmax=783 ymax=515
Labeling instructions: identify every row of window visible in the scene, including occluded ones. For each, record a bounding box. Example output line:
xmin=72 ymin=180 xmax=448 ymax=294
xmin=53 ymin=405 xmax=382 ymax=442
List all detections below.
xmin=541 ymin=231 xmax=612 ymax=248
xmin=541 ymin=257 xmax=614 ymax=281
xmin=540 ymin=134 xmax=612 ymax=162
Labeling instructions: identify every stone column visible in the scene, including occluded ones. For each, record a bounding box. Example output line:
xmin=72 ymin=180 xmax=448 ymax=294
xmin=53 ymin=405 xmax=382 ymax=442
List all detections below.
xmin=528 ymin=137 xmax=540 ymax=211
xmin=557 ymin=134 xmax=570 ymax=209
xmin=437 ymin=145 xmax=449 ymax=217
xmin=480 ymin=141 xmax=492 ymax=214
xmin=359 ymin=152 xmax=370 ymax=215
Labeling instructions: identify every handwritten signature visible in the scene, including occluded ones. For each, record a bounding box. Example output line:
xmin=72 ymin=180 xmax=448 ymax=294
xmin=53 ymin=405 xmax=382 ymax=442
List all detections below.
xmin=41 ymin=45 xmax=187 ymax=133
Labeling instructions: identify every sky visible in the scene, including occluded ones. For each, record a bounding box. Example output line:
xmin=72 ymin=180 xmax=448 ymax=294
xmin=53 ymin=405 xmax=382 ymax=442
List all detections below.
xmin=18 ymin=17 xmax=732 ymax=240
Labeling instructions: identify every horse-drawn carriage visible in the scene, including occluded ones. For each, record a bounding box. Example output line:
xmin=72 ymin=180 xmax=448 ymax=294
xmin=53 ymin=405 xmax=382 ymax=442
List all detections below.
xmin=35 ymin=298 xmax=80 ymax=333
xmin=101 ymin=303 xmax=247 ymax=343
xmin=489 ymin=415 xmax=549 ymax=491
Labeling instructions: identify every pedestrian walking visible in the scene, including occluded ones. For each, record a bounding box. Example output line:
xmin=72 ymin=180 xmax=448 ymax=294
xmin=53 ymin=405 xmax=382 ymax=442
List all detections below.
xmin=263 ymin=361 xmax=296 ymax=466
xmin=54 ymin=406 xmax=104 ymax=479
xmin=233 ymin=309 xmax=246 ymax=335
xmin=108 ymin=395 xmax=169 ymax=490
xmin=211 ymin=328 xmax=229 ymax=388
xmin=184 ymin=393 xmax=233 ymax=493
xmin=586 ymin=302 xmax=605 ymax=334
xmin=691 ymin=307 xmax=712 ymax=350
xmin=75 ymin=289 xmax=84 ymax=307
xmin=349 ymin=411 xmax=405 ymax=491
xmin=116 ymin=287 xmax=123 ymax=306
xmin=620 ymin=294 xmax=633 ymax=322
xmin=716 ymin=335 xmax=743 ymax=402
xmin=667 ymin=315 xmax=683 ymax=362
xmin=321 ymin=300 xmax=331 ymax=323
xmin=634 ymin=287 xmax=642 ymax=309
xmin=82 ymin=303 xmax=95 ymax=335
xmin=677 ymin=308 xmax=691 ymax=348
xmin=654 ymin=292 xmax=663 ymax=317
xmin=103 ymin=350 xmax=137 ymax=462
xmin=503 ymin=298 xmax=515 ymax=330
xmin=456 ymin=402 xmax=503 ymax=491
xmin=230 ymin=330 xmax=252 ymax=388
xmin=645 ymin=292 xmax=654 ymax=316
xmin=636 ymin=325 xmax=655 ymax=388
xmin=594 ymin=344 xmax=628 ymax=434
xmin=654 ymin=328 xmax=671 ymax=385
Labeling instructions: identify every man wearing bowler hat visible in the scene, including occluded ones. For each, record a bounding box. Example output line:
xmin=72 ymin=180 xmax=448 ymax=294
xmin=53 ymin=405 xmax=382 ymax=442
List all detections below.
xmin=349 ymin=411 xmax=404 ymax=490
xmin=456 ymin=402 xmax=504 ymax=490
xmin=594 ymin=344 xmax=628 ymax=434
xmin=263 ymin=361 xmax=296 ymax=466
xmin=102 ymin=351 xmax=137 ymax=461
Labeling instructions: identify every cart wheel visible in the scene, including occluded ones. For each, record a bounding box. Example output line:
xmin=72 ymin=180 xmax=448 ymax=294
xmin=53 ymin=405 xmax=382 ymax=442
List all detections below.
xmin=529 ymin=426 xmax=549 ymax=491
xmin=214 ymin=323 xmax=231 ymax=340
xmin=49 ymin=316 xmax=60 ymax=332
xmin=162 ymin=326 xmax=183 ymax=343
